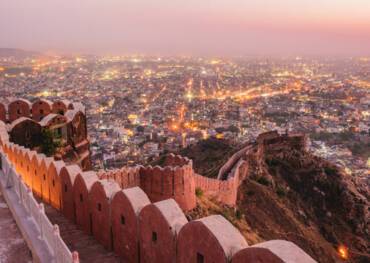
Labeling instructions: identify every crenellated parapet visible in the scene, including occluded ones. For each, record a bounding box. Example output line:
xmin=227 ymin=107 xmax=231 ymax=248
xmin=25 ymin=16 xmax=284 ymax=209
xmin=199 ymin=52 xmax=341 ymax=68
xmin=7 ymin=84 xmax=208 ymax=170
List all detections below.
xmin=0 ymin=98 xmax=91 ymax=171
xmin=0 ymin=98 xmax=84 ymax=123
xmin=139 ymin=160 xmax=196 ymax=211
xmin=0 ymin=123 xmax=317 ymax=263
xmin=98 ymin=153 xmax=196 ymax=211
xmin=98 ymin=166 xmax=141 ymax=189
xmin=257 ymin=130 xmax=308 ymax=156
xmin=98 ymin=152 xmax=242 ymax=209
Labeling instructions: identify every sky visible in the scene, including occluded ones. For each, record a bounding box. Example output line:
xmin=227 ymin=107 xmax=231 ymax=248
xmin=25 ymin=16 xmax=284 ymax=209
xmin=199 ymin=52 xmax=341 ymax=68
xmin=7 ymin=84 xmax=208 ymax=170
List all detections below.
xmin=1 ymin=0 xmax=370 ymax=56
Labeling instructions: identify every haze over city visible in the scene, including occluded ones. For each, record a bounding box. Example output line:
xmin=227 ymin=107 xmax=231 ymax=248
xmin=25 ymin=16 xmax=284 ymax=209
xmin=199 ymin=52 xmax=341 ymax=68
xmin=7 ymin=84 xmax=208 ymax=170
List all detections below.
xmin=1 ymin=0 xmax=370 ymax=56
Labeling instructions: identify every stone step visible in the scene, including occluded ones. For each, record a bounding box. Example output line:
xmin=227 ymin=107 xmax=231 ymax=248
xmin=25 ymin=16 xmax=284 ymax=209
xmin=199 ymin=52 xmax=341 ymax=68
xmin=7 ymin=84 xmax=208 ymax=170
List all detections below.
xmin=42 ymin=203 xmax=120 ymax=262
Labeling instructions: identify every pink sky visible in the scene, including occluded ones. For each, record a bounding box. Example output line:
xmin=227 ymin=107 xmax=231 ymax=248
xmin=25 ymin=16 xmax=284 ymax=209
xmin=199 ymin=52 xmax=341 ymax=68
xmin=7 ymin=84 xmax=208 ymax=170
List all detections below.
xmin=1 ymin=0 xmax=369 ymax=56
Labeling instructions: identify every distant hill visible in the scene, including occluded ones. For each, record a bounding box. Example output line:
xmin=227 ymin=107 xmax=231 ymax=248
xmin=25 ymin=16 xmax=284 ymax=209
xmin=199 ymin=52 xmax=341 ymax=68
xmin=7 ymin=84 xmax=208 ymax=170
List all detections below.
xmin=0 ymin=48 xmax=43 ymax=59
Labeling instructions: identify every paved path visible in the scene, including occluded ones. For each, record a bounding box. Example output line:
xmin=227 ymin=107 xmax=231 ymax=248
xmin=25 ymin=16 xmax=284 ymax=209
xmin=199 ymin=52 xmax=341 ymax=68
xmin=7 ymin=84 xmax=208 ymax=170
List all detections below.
xmin=0 ymin=190 xmax=32 ymax=263
xmin=44 ymin=204 xmax=120 ymax=263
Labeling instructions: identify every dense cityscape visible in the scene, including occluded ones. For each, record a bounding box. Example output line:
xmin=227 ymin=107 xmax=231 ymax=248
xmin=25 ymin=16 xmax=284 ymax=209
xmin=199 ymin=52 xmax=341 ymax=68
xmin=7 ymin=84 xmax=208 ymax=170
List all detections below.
xmin=1 ymin=0 xmax=370 ymax=262
xmin=0 ymin=54 xmax=368 ymax=182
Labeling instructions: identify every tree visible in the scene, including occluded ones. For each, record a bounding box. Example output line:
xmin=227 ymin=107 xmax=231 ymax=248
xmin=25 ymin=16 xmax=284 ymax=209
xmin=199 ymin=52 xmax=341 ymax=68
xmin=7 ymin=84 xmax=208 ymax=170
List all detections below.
xmin=41 ymin=129 xmax=60 ymax=156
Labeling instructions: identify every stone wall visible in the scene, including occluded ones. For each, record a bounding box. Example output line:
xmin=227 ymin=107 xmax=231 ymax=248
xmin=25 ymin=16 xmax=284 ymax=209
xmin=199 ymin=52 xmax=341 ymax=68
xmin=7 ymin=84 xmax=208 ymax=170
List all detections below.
xmin=0 ymin=99 xmax=91 ymax=171
xmin=1 ymin=99 xmax=73 ymax=123
xmin=0 ymin=119 xmax=317 ymax=263
xmin=257 ymin=130 xmax=308 ymax=156
xmin=139 ymin=160 xmax=196 ymax=211
xmin=98 ymin=153 xmax=239 ymax=209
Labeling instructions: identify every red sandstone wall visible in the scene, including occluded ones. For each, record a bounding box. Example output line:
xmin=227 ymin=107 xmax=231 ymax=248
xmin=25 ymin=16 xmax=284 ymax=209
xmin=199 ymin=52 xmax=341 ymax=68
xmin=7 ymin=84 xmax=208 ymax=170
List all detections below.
xmin=52 ymin=100 xmax=70 ymax=115
xmin=8 ymin=99 xmax=31 ymax=122
xmin=73 ymin=172 xmax=98 ymax=234
xmin=0 ymin=125 xmax=317 ymax=263
xmin=40 ymin=157 xmax=53 ymax=203
xmin=194 ymin=172 xmax=239 ymax=206
xmin=138 ymin=200 xmax=187 ymax=263
xmin=60 ymin=165 xmax=81 ymax=222
xmin=32 ymin=154 xmax=45 ymax=198
xmin=4 ymin=98 xmax=91 ymax=173
xmin=0 ymin=103 xmax=6 ymax=122
xmin=89 ymin=180 xmax=119 ymax=250
xmin=231 ymin=240 xmax=316 ymax=263
xmin=48 ymin=160 xmax=65 ymax=210
xmin=9 ymin=118 xmax=42 ymax=148
xmin=32 ymin=99 xmax=52 ymax=121
xmin=177 ymin=220 xmax=229 ymax=263
xmin=163 ymin=153 xmax=191 ymax=167
xmin=111 ymin=187 xmax=150 ymax=262
xmin=139 ymin=165 xmax=196 ymax=211
xmin=97 ymin=166 xmax=141 ymax=189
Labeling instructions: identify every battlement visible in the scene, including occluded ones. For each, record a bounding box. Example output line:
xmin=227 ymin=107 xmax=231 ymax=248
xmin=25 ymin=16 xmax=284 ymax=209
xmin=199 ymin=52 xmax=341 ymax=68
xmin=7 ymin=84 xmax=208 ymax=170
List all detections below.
xmin=0 ymin=106 xmax=317 ymax=262
xmin=0 ymin=98 xmax=90 ymax=171
xmin=257 ymin=130 xmax=308 ymax=155
xmin=97 ymin=154 xmax=196 ymax=211
xmin=0 ymin=140 xmax=316 ymax=262
xmin=97 ymin=152 xmax=241 ymax=210
xmin=0 ymin=98 xmax=85 ymax=123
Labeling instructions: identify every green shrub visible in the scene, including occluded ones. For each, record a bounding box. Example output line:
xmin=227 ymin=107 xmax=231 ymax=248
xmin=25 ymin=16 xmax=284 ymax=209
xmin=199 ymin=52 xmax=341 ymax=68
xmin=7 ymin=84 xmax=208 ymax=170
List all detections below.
xmin=324 ymin=166 xmax=337 ymax=176
xmin=235 ymin=209 xmax=242 ymax=220
xmin=256 ymin=176 xmax=270 ymax=186
xmin=276 ymin=186 xmax=286 ymax=197
xmin=266 ymin=158 xmax=279 ymax=166
xmin=41 ymin=129 xmax=60 ymax=156
xmin=195 ymin=187 xmax=203 ymax=197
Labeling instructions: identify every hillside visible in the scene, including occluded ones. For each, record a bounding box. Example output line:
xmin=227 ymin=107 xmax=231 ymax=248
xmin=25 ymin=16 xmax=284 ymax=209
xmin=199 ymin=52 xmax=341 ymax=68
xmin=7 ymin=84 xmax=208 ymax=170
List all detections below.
xmin=0 ymin=48 xmax=42 ymax=59
xmin=184 ymin=135 xmax=369 ymax=263
xmin=179 ymin=137 xmax=240 ymax=178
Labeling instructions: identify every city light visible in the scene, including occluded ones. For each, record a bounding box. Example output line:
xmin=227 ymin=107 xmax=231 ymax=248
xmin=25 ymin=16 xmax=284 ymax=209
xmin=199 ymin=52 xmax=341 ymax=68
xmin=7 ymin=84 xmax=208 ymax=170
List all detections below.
xmin=338 ymin=245 xmax=349 ymax=260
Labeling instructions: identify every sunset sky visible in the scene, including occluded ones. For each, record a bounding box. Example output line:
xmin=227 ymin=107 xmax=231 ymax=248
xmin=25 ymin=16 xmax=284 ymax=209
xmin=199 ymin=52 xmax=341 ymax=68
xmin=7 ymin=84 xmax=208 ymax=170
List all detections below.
xmin=1 ymin=0 xmax=369 ymax=56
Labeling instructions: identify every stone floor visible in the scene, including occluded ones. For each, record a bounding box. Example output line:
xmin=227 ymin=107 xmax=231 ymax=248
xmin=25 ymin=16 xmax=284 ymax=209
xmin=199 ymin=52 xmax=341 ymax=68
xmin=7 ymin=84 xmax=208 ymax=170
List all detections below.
xmin=44 ymin=203 xmax=120 ymax=263
xmin=0 ymin=190 xmax=32 ymax=263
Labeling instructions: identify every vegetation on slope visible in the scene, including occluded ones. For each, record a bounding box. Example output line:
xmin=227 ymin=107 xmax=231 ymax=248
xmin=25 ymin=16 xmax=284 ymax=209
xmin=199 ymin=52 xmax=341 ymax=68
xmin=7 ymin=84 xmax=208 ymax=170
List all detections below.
xmin=186 ymin=139 xmax=369 ymax=263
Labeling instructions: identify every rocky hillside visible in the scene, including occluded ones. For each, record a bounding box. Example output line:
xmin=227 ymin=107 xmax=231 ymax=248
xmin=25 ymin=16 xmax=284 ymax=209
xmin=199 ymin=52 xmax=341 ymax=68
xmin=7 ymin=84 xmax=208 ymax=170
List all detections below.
xmin=154 ymin=137 xmax=239 ymax=178
xmin=183 ymin=136 xmax=369 ymax=263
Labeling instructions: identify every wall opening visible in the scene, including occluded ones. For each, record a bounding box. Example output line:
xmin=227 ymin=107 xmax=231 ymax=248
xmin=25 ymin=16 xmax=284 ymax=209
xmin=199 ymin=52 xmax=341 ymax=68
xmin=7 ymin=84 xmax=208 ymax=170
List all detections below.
xmin=79 ymin=193 xmax=83 ymax=202
xmin=197 ymin=252 xmax=204 ymax=263
xmin=121 ymin=215 xmax=125 ymax=225
xmin=152 ymin=232 xmax=157 ymax=243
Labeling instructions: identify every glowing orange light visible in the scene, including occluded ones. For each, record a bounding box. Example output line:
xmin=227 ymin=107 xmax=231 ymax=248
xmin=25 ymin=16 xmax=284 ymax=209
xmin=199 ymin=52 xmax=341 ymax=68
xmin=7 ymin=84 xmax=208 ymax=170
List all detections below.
xmin=216 ymin=134 xmax=224 ymax=139
xmin=338 ymin=245 xmax=348 ymax=260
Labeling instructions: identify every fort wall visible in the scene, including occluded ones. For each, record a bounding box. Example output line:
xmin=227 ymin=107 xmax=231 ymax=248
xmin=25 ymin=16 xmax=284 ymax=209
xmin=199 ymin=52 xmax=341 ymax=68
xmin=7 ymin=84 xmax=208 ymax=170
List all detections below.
xmin=0 ymin=111 xmax=316 ymax=263
xmin=0 ymin=99 xmax=91 ymax=171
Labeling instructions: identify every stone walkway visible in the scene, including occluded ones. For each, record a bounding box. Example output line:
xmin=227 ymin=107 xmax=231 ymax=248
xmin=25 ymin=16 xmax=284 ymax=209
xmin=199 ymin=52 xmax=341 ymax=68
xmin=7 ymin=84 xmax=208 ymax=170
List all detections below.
xmin=44 ymin=204 xmax=120 ymax=263
xmin=0 ymin=190 xmax=32 ymax=263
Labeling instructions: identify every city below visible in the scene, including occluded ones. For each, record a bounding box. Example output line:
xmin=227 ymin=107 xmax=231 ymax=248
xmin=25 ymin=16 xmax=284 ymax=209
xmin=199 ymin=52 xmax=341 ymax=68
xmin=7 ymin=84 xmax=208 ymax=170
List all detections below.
xmin=0 ymin=51 xmax=368 ymax=183
xmin=0 ymin=49 xmax=369 ymax=263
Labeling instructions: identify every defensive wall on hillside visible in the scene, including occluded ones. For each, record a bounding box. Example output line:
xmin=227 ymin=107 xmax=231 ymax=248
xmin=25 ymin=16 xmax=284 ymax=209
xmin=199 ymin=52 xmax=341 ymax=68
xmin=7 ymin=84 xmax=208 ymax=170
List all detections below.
xmin=97 ymin=131 xmax=308 ymax=211
xmin=98 ymin=153 xmax=240 ymax=210
xmin=0 ymin=98 xmax=91 ymax=170
xmin=0 ymin=118 xmax=316 ymax=262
